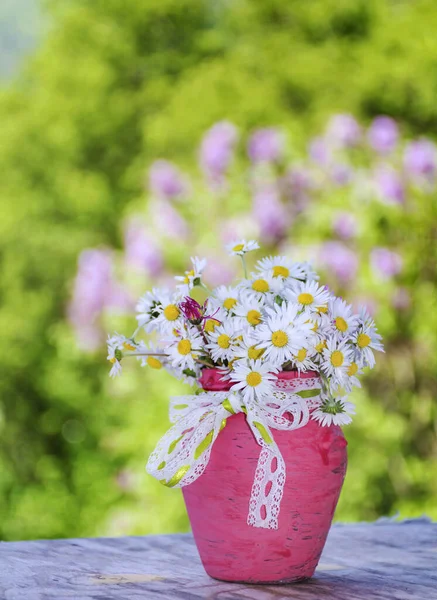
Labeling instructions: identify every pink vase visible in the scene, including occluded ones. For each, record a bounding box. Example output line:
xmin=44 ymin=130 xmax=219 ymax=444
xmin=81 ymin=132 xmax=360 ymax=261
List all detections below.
xmin=182 ymin=368 xmax=348 ymax=584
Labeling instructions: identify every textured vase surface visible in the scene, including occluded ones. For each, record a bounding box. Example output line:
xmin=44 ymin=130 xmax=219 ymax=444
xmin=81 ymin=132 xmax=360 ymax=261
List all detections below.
xmin=182 ymin=369 xmax=348 ymax=584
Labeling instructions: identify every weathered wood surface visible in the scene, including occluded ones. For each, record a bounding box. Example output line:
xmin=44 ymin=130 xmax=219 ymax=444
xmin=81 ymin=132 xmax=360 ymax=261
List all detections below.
xmin=0 ymin=520 xmax=436 ymax=599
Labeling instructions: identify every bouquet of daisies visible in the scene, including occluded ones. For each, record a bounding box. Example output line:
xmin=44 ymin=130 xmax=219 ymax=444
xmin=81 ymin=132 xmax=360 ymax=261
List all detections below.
xmin=107 ymin=240 xmax=383 ymax=427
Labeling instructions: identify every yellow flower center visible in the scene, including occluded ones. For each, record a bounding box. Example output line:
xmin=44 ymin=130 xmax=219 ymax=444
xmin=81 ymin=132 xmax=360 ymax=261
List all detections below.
xmin=246 ymin=371 xmax=262 ymax=387
xmin=273 ymin=266 xmax=289 ymax=278
xmin=315 ymin=340 xmax=327 ymax=353
xmin=204 ymin=319 xmax=217 ymax=333
xmin=183 ymin=269 xmax=195 ymax=284
xmin=331 ymin=350 xmax=344 ymax=368
xmin=296 ymin=348 xmax=307 ymax=362
xmin=298 ymin=292 xmax=314 ymax=305
xmin=247 ymin=310 xmax=262 ymax=325
xmin=311 ymin=321 xmax=319 ymax=332
xmin=318 ymin=305 xmax=328 ymax=313
xmin=217 ymin=334 xmax=231 ymax=349
xmin=109 ymin=357 xmax=116 ymax=364
xmin=223 ymin=297 xmax=237 ymax=310
xmin=357 ymin=333 xmax=371 ymax=348
xmin=348 ymin=362 xmax=358 ymax=376
xmin=233 ymin=243 xmax=245 ymax=252
xmin=147 ymin=357 xmax=162 ymax=369
xmin=248 ymin=346 xmax=264 ymax=360
xmin=252 ymin=279 xmax=269 ymax=293
xmin=177 ymin=340 xmax=191 ymax=355
xmin=123 ymin=342 xmax=136 ymax=351
xmin=271 ymin=330 xmax=288 ymax=347
xmin=335 ymin=317 xmax=348 ymax=333
xmin=163 ymin=304 xmax=180 ymax=321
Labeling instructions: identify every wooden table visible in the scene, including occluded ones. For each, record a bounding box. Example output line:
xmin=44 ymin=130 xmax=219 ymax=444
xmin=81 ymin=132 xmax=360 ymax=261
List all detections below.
xmin=1 ymin=519 xmax=436 ymax=599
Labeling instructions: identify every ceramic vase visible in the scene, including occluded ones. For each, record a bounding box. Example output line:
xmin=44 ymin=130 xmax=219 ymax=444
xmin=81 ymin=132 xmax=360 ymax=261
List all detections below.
xmin=182 ymin=368 xmax=348 ymax=584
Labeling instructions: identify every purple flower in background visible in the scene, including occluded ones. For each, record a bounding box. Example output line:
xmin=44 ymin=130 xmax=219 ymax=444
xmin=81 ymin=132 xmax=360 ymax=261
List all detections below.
xmin=371 ymin=248 xmax=403 ymax=278
xmin=326 ymin=114 xmax=361 ymax=148
xmin=319 ymin=241 xmax=358 ymax=284
xmin=282 ymin=166 xmax=315 ymax=210
xmin=308 ymin=137 xmax=330 ymax=166
xmin=124 ymin=218 xmax=163 ymax=277
xmin=374 ymin=164 xmax=405 ymax=205
xmin=115 ymin=470 xmax=137 ymax=492
xmin=403 ymin=139 xmax=437 ymax=184
xmin=107 ymin=281 xmax=132 ymax=313
xmin=252 ymin=184 xmax=290 ymax=244
xmin=332 ymin=212 xmax=358 ymax=239
xmin=219 ymin=215 xmax=259 ymax=246
xmin=149 ymin=160 xmax=188 ymax=201
xmin=203 ymin=258 xmax=236 ymax=287
xmin=367 ymin=116 xmax=399 ymax=154
xmin=151 ymin=199 xmax=190 ymax=240
xmin=68 ymin=249 xmax=131 ymax=350
xmin=391 ymin=287 xmax=411 ymax=311
xmin=330 ymin=162 xmax=353 ymax=186
xmin=248 ymin=128 xmax=284 ymax=164
xmin=199 ymin=121 xmax=238 ymax=190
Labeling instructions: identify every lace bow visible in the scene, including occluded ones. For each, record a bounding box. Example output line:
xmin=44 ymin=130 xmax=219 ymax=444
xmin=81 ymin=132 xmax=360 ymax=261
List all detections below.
xmin=146 ymin=377 xmax=321 ymax=529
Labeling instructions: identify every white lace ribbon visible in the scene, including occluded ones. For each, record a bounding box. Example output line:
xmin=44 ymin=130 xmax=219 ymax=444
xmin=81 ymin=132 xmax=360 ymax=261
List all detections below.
xmin=146 ymin=377 xmax=321 ymax=529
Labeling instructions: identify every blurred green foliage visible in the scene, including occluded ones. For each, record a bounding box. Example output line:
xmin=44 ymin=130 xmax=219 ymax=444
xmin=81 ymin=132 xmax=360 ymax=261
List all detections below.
xmin=0 ymin=0 xmax=436 ymax=541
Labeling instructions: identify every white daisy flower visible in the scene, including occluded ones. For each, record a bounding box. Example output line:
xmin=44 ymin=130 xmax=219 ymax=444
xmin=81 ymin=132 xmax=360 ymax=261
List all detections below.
xmin=109 ymin=360 xmax=122 ymax=378
xmin=233 ymin=293 xmax=265 ymax=328
xmin=206 ymin=320 xmax=242 ymax=363
xmin=321 ymin=337 xmax=353 ymax=380
xmin=255 ymin=303 xmax=312 ymax=367
xmin=256 ymin=256 xmax=318 ymax=283
xmin=311 ymin=337 xmax=328 ymax=366
xmin=202 ymin=305 xmax=226 ymax=336
xmin=151 ymin=290 xmax=185 ymax=334
xmin=106 ymin=333 xmax=138 ymax=377
xmin=175 ymin=256 xmax=207 ymax=292
xmin=329 ymin=298 xmax=359 ymax=337
xmin=268 ymin=301 xmax=315 ymax=331
xmin=211 ymin=285 xmax=240 ymax=313
xmin=307 ymin=311 xmax=333 ymax=338
xmin=308 ymin=312 xmax=333 ymax=367
xmin=351 ymin=321 xmax=384 ymax=368
xmin=166 ymin=326 xmax=204 ymax=369
xmin=291 ymin=345 xmax=318 ymax=372
xmin=358 ymin=306 xmax=376 ymax=328
xmin=226 ymin=239 xmax=260 ymax=257
xmin=312 ymin=396 xmax=356 ymax=427
xmin=331 ymin=360 xmax=363 ymax=394
xmin=234 ymin=332 xmax=266 ymax=362
xmin=135 ymin=340 xmax=167 ymax=370
xmin=229 ymin=359 xmax=278 ymax=403
xmin=285 ymin=280 xmax=331 ymax=315
xmin=294 ymin=262 xmax=319 ymax=282
xmin=238 ymin=271 xmax=283 ymax=302
xmin=136 ymin=288 xmax=162 ymax=329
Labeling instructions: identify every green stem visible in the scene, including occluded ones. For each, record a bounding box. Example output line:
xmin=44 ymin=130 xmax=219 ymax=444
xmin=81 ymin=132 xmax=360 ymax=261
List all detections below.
xmin=124 ymin=351 xmax=214 ymax=369
xmin=200 ymin=282 xmax=211 ymax=293
xmin=240 ymin=255 xmax=248 ymax=278
xmin=130 ymin=326 xmax=142 ymax=340
xmin=125 ymin=352 xmax=169 ymax=357
xmin=194 ymin=358 xmax=215 ymax=368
